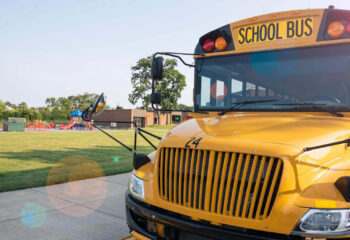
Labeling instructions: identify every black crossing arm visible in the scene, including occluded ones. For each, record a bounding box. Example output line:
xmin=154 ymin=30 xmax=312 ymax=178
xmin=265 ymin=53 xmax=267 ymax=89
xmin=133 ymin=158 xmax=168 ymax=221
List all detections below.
xmin=90 ymin=120 xmax=162 ymax=154
xmin=92 ymin=123 xmax=133 ymax=152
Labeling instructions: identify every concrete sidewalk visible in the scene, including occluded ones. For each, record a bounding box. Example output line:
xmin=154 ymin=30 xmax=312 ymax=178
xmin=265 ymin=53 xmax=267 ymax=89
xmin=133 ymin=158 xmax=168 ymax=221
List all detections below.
xmin=0 ymin=173 xmax=131 ymax=240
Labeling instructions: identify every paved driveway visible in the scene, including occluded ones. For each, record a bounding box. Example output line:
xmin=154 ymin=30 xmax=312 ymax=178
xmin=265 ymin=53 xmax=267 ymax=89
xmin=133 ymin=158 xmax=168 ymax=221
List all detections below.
xmin=0 ymin=173 xmax=131 ymax=240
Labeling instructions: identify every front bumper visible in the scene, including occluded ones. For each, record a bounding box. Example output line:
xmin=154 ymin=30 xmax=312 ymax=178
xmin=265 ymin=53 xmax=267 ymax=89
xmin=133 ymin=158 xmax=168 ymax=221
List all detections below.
xmin=125 ymin=191 xmax=303 ymax=240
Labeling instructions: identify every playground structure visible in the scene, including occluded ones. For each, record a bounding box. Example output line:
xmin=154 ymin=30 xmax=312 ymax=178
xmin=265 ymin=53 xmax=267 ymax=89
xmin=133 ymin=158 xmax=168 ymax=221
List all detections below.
xmin=26 ymin=120 xmax=54 ymax=130
xmin=24 ymin=110 xmax=94 ymax=131
xmin=59 ymin=110 xmax=94 ymax=130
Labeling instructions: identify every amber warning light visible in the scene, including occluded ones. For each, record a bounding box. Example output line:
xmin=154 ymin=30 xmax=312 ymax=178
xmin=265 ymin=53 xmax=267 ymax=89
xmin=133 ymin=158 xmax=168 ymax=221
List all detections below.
xmin=327 ymin=21 xmax=346 ymax=38
xmin=215 ymin=37 xmax=228 ymax=51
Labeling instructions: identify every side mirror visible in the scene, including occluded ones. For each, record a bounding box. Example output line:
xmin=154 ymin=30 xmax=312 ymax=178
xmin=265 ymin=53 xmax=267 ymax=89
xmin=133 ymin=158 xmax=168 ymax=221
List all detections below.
xmin=91 ymin=93 xmax=106 ymax=117
xmin=82 ymin=93 xmax=106 ymax=121
xmin=151 ymin=56 xmax=163 ymax=80
xmin=150 ymin=92 xmax=161 ymax=105
xmin=133 ymin=154 xmax=151 ymax=170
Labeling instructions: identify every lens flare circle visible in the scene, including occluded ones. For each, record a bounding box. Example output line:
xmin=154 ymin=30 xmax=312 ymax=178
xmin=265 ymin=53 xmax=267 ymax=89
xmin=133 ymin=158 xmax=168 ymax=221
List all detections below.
xmin=210 ymin=82 xmax=228 ymax=100
xmin=251 ymin=51 xmax=278 ymax=74
xmin=46 ymin=155 xmax=107 ymax=217
xmin=20 ymin=202 xmax=46 ymax=228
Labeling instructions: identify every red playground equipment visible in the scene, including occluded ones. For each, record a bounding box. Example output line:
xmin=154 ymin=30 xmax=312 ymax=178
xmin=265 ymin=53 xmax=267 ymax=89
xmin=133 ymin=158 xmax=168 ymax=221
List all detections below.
xmin=26 ymin=120 xmax=55 ymax=129
xmin=59 ymin=110 xmax=94 ymax=130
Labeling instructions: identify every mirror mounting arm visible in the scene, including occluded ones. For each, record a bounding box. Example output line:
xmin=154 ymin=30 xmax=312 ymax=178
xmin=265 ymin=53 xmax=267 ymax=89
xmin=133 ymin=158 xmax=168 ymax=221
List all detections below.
xmin=153 ymin=52 xmax=198 ymax=68
xmin=87 ymin=119 xmax=161 ymax=152
xmin=151 ymin=52 xmax=202 ymax=113
xmin=92 ymin=122 xmax=134 ymax=152
xmin=138 ymin=127 xmax=161 ymax=140
xmin=82 ymin=92 xmax=161 ymax=170
xmin=91 ymin=120 xmax=161 ymax=170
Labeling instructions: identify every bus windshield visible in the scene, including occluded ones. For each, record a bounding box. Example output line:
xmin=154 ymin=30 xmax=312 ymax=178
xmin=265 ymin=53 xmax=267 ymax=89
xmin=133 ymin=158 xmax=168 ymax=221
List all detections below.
xmin=195 ymin=44 xmax=350 ymax=112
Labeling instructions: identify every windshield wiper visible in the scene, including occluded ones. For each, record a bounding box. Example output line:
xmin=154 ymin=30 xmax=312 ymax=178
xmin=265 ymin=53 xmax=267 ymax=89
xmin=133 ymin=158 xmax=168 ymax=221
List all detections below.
xmin=274 ymin=103 xmax=344 ymax=117
xmin=219 ymin=99 xmax=278 ymax=116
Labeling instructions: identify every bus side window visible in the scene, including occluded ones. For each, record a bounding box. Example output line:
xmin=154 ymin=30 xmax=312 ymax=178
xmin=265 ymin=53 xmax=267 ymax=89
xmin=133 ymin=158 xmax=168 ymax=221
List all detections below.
xmin=212 ymin=79 xmax=226 ymax=107
xmin=200 ymin=76 xmax=211 ymax=107
xmin=257 ymin=86 xmax=266 ymax=97
xmin=231 ymin=78 xmax=243 ymax=103
xmin=246 ymin=82 xmax=256 ymax=97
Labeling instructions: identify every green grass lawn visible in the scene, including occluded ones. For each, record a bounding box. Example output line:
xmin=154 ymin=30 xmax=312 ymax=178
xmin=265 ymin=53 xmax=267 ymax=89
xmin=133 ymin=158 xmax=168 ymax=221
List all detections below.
xmin=147 ymin=124 xmax=176 ymax=130
xmin=0 ymin=126 xmax=172 ymax=192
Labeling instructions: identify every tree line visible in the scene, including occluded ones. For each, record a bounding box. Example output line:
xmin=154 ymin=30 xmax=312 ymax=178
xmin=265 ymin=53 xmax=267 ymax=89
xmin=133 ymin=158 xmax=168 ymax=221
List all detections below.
xmin=0 ymin=93 xmax=103 ymax=122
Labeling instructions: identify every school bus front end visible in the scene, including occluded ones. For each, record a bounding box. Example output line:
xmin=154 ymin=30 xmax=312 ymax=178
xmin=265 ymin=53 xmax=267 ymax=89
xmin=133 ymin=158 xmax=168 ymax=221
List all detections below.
xmin=126 ymin=7 xmax=350 ymax=240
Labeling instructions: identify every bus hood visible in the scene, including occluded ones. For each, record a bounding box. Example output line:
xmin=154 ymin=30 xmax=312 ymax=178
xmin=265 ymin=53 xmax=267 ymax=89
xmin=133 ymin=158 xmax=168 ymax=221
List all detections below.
xmin=163 ymin=112 xmax=350 ymax=171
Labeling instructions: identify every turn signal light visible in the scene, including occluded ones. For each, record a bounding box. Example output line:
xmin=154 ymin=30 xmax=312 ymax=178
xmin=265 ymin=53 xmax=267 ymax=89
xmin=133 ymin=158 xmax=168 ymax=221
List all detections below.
xmin=215 ymin=37 xmax=228 ymax=51
xmin=203 ymin=39 xmax=215 ymax=52
xmin=327 ymin=21 xmax=345 ymax=38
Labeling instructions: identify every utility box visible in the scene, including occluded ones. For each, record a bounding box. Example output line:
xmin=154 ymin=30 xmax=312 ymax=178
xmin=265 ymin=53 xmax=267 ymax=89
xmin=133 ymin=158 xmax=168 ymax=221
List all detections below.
xmin=3 ymin=122 xmax=25 ymax=132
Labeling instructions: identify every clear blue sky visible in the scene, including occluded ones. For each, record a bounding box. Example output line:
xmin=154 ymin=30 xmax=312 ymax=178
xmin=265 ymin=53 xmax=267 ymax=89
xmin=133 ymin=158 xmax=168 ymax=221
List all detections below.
xmin=1 ymin=0 xmax=349 ymax=108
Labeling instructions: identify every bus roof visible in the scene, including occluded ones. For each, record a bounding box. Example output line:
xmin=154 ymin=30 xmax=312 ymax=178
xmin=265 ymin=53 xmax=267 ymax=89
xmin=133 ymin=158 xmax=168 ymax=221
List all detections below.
xmin=194 ymin=7 xmax=350 ymax=58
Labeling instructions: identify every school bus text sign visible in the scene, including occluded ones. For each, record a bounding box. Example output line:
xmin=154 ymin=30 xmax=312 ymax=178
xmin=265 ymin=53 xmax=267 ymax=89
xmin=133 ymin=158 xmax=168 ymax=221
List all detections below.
xmin=237 ymin=17 xmax=314 ymax=45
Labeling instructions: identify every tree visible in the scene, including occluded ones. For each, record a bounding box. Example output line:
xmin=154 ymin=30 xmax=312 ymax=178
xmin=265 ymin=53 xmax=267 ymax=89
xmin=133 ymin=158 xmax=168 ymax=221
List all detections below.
xmin=43 ymin=93 xmax=100 ymax=121
xmin=128 ymin=57 xmax=153 ymax=110
xmin=178 ymin=104 xmax=193 ymax=111
xmin=5 ymin=101 xmax=16 ymax=110
xmin=158 ymin=59 xmax=186 ymax=124
xmin=45 ymin=97 xmax=56 ymax=110
xmin=115 ymin=103 xmax=124 ymax=110
xmin=0 ymin=100 xmax=5 ymax=119
xmin=128 ymin=56 xmax=186 ymax=124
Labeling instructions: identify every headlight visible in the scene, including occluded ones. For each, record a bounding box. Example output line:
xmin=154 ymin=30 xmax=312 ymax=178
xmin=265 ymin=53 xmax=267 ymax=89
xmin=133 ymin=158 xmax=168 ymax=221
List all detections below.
xmin=293 ymin=209 xmax=350 ymax=237
xmin=128 ymin=174 xmax=144 ymax=200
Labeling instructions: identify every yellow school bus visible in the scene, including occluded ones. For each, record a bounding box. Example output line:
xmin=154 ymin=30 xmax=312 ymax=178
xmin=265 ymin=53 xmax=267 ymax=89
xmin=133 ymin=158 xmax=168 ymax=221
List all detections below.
xmin=125 ymin=6 xmax=350 ymax=240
